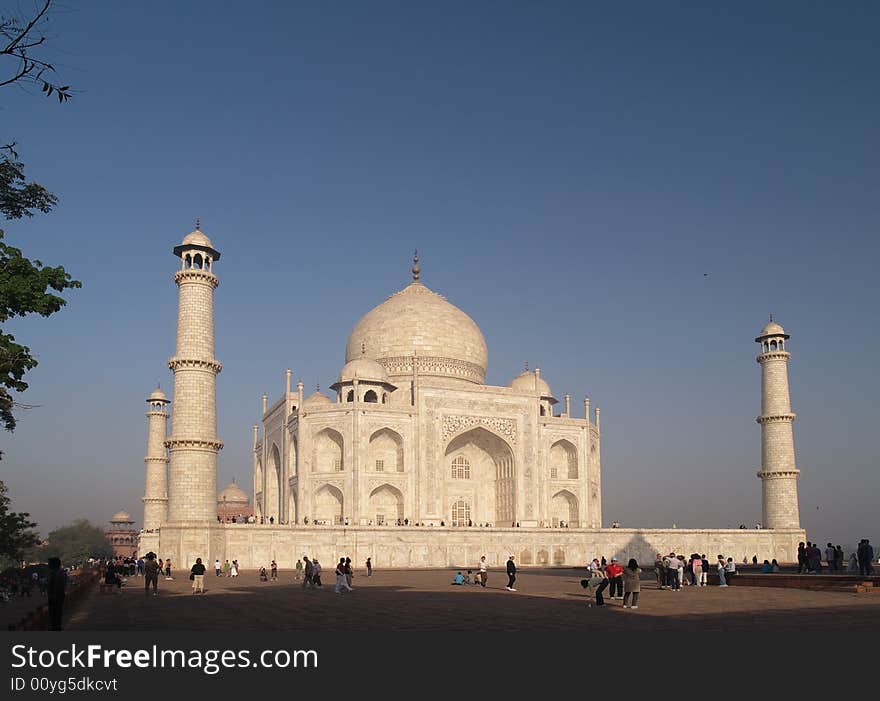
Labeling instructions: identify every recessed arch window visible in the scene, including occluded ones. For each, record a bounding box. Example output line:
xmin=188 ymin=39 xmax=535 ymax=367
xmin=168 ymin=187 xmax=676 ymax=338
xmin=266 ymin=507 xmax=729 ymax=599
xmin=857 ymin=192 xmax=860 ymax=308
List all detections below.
xmin=452 ymin=500 xmax=471 ymax=527
xmin=364 ymin=389 xmax=378 ymax=403
xmin=346 ymin=390 xmax=354 ymax=402
xmin=451 ymin=455 xmax=470 ymax=479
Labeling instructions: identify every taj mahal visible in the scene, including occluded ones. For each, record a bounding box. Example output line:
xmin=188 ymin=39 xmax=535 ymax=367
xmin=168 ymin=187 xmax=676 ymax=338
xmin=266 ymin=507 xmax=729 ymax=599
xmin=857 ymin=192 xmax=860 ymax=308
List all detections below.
xmin=138 ymin=225 xmax=805 ymax=569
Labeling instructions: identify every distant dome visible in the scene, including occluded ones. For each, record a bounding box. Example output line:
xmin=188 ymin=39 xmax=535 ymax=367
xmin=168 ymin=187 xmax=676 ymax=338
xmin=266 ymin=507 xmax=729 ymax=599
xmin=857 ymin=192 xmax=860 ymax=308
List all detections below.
xmin=181 ymin=229 xmax=214 ymax=249
xmin=345 ymin=281 xmax=488 ymax=385
xmin=218 ymin=482 xmax=249 ymax=505
xmin=148 ymin=388 xmax=168 ymax=402
xmin=336 ymin=357 xmax=390 ymax=384
xmin=509 ymin=370 xmax=554 ymax=398
xmin=110 ymin=510 xmax=132 ymax=522
xmin=302 ymin=390 xmax=333 ymax=408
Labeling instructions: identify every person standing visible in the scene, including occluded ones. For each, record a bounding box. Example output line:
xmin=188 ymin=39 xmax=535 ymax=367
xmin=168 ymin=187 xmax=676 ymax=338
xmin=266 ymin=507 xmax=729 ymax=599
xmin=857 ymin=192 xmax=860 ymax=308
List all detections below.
xmin=797 ymin=542 xmax=807 ymax=573
xmin=270 ymin=560 xmax=278 ymax=581
xmin=366 ymin=557 xmax=372 ymax=577
xmin=335 ymin=558 xmax=353 ymax=594
xmin=848 ymin=551 xmax=859 ymax=573
xmin=295 ymin=559 xmax=303 ymax=581
xmin=725 ymin=557 xmax=736 ymax=584
xmin=834 ymin=545 xmax=845 ymax=574
xmin=230 ymin=559 xmax=239 ymax=577
xmin=223 ymin=559 xmax=231 ymax=577
xmin=605 ymin=557 xmax=624 ymax=599
xmin=717 ymin=556 xmax=728 ymax=586
xmin=302 ymin=557 xmax=313 ymax=588
xmin=478 ymin=555 xmax=488 ymax=588
xmin=46 ymin=557 xmax=67 ymax=631
xmin=344 ymin=557 xmax=354 ymax=588
xmin=825 ymin=543 xmax=837 ymax=573
xmin=190 ymin=558 xmax=206 ymax=594
xmin=506 ymin=555 xmax=517 ymax=591
xmin=654 ymin=554 xmax=666 ymax=589
xmin=858 ymin=539 xmax=875 ymax=576
xmin=622 ymin=558 xmax=641 ymax=609
xmin=144 ymin=554 xmax=160 ymax=597
xmin=691 ymin=554 xmax=703 ymax=588
xmin=214 ymin=559 xmax=221 ymax=577
xmin=312 ymin=559 xmax=323 ymax=586
xmin=164 ymin=559 xmax=172 ymax=580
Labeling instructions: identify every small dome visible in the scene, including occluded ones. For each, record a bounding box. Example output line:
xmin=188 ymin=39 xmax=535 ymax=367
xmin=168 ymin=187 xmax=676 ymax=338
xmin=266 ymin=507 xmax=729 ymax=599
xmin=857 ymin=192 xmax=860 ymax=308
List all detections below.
xmin=110 ymin=510 xmax=132 ymax=522
xmin=218 ymin=482 xmax=250 ymax=505
xmin=181 ymin=229 xmax=214 ymax=249
xmin=336 ymin=357 xmax=390 ymax=384
xmin=302 ymin=390 xmax=333 ymax=408
xmin=756 ymin=319 xmax=789 ymax=342
xmin=759 ymin=321 xmax=785 ymax=336
xmin=148 ymin=388 xmax=168 ymax=402
xmin=509 ymin=370 xmax=553 ymax=398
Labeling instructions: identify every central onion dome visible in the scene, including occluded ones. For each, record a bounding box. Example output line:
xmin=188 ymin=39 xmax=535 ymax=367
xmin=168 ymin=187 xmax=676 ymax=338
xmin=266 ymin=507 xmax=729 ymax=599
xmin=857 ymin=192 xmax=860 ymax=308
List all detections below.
xmin=345 ymin=254 xmax=488 ymax=384
xmin=218 ymin=481 xmax=249 ymax=505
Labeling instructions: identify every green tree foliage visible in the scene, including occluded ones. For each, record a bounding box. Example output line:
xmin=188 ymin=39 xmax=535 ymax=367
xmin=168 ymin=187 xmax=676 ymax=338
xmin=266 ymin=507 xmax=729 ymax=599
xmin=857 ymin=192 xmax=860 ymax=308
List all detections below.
xmin=0 ymin=148 xmax=80 ymax=432
xmin=0 ymin=479 xmax=39 ymax=567
xmin=45 ymin=519 xmax=113 ymax=567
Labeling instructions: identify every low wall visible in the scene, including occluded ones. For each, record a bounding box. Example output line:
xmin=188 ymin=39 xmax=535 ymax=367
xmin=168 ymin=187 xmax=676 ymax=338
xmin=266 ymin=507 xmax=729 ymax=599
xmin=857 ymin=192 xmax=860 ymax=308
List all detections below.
xmin=144 ymin=525 xmax=805 ymax=572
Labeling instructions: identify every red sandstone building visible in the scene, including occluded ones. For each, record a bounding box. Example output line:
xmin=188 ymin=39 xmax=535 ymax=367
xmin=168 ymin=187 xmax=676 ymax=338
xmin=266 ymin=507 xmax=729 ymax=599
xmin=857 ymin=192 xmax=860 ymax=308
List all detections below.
xmin=106 ymin=510 xmax=138 ymax=558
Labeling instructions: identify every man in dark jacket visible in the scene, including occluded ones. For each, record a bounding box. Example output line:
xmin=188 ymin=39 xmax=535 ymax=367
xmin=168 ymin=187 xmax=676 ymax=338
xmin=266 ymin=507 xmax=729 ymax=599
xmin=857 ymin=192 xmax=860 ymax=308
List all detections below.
xmin=144 ymin=553 xmax=160 ymax=596
xmin=46 ymin=557 xmax=67 ymax=631
xmin=506 ymin=555 xmax=517 ymax=591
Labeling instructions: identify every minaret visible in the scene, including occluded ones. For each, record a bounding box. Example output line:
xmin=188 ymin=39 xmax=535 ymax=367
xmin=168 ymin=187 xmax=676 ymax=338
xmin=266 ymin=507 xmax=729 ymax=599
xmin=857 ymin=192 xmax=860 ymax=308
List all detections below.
xmin=166 ymin=223 xmax=223 ymax=523
xmin=142 ymin=387 xmax=170 ymax=529
xmin=755 ymin=317 xmax=800 ymax=529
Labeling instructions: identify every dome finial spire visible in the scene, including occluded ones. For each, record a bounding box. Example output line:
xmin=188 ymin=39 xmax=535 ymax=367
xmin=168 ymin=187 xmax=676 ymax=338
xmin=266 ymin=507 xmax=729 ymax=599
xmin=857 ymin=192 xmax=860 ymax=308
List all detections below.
xmin=524 ymin=361 xmax=529 ymax=372
xmin=195 ymin=217 xmax=200 ymax=231
xmin=412 ymin=249 xmax=420 ymax=281
xmin=769 ymin=312 xmax=773 ymax=322
xmin=361 ymin=342 xmax=366 ymax=356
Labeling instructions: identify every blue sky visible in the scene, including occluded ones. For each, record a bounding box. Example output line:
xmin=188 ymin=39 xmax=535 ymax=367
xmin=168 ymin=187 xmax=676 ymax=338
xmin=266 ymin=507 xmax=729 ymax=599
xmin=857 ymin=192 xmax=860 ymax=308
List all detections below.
xmin=2 ymin=1 xmax=878 ymax=548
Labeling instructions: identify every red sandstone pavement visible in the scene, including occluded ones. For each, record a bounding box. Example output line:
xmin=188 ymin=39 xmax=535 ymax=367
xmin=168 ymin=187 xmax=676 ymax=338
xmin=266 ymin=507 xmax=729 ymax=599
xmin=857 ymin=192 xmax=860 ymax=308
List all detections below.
xmin=59 ymin=568 xmax=880 ymax=632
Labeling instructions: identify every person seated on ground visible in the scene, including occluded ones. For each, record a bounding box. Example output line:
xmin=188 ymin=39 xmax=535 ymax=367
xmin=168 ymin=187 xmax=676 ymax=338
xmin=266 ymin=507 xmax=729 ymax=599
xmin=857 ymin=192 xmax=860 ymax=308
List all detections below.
xmin=761 ymin=559 xmax=772 ymax=574
xmin=463 ymin=570 xmax=472 ymax=585
xmin=771 ymin=559 xmax=780 ymax=573
xmin=259 ymin=567 xmax=268 ymax=582
xmin=452 ymin=571 xmax=465 ymax=585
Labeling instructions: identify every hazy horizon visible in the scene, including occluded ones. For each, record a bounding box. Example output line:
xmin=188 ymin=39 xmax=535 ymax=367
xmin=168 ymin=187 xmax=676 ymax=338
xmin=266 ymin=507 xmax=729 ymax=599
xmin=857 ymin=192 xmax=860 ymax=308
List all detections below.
xmin=1 ymin=2 xmax=877 ymax=550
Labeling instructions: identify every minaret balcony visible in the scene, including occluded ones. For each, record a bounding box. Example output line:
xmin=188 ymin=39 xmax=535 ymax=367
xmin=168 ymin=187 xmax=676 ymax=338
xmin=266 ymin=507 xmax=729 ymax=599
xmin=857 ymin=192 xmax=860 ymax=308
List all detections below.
xmin=755 ymin=413 xmax=796 ymax=424
xmin=173 ymin=269 xmax=219 ymax=288
xmin=167 ymin=357 xmax=223 ymax=373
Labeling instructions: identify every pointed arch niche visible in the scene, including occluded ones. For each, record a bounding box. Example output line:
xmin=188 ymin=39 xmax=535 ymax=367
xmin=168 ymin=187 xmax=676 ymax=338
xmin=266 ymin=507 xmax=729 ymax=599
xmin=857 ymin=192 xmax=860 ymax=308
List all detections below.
xmin=550 ymin=489 xmax=579 ymax=528
xmin=368 ymin=428 xmax=404 ymax=473
xmin=444 ymin=427 xmax=515 ymax=525
xmin=314 ymin=483 xmax=344 ymax=525
xmin=368 ymin=484 xmax=404 ymax=525
xmin=549 ymin=439 xmax=578 ymax=479
xmin=265 ymin=444 xmax=281 ymax=522
xmin=313 ymin=428 xmax=344 ymax=473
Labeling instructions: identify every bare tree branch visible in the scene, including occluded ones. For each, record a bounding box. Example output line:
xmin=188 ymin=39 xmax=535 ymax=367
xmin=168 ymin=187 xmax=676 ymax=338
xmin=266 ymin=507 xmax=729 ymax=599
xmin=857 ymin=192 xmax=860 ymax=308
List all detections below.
xmin=0 ymin=0 xmax=71 ymax=102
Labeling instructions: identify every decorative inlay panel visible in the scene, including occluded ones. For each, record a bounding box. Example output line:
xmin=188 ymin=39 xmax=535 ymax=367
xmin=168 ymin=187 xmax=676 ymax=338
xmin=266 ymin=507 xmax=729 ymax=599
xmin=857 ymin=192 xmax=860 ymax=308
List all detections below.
xmin=379 ymin=356 xmax=484 ymax=383
xmin=441 ymin=415 xmax=517 ymax=444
